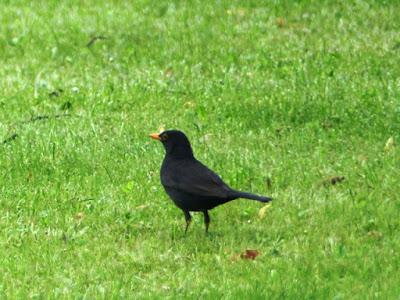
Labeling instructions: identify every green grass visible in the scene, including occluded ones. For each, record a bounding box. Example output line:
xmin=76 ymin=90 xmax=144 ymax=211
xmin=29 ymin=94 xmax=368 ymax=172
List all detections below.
xmin=1 ymin=0 xmax=400 ymax=298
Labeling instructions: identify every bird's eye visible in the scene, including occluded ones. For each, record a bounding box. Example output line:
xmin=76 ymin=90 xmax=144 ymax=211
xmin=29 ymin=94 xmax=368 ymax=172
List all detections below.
xmin=161 ymin=134 xmax=168 ymax=141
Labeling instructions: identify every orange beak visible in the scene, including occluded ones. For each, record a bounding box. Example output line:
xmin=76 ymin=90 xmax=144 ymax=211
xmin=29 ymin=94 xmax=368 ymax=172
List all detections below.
xmin=149 ymin=133 xmax=161 ymax=140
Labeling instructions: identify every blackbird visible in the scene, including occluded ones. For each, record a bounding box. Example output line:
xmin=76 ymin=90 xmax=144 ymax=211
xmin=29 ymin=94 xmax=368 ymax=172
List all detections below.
xmin=150 ymin=130 xmax=272 ymax=233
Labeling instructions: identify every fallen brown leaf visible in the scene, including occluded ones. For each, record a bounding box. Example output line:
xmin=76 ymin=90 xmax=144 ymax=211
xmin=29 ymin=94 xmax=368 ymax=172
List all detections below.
xmin=240 ymin=249 xmax=260 ymax=260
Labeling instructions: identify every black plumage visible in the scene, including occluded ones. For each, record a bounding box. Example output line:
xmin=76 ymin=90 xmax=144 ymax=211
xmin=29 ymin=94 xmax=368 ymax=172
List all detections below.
xmin=150 ymin=130 xmax=272 ymax=233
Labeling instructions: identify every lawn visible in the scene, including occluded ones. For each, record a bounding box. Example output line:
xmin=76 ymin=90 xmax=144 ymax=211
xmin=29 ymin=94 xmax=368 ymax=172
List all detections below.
xmin=1 ymin=0 xmax=400 ymax=298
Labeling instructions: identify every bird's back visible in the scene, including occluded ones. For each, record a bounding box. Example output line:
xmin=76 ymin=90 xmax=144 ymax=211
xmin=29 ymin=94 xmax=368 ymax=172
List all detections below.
xmin=160 ymin=156 xmax=235 ymax=210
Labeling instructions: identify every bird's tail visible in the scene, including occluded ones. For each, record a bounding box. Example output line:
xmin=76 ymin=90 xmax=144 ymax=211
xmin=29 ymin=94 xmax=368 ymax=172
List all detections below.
xmin=231 ymin=190 xmax=272 ymax=203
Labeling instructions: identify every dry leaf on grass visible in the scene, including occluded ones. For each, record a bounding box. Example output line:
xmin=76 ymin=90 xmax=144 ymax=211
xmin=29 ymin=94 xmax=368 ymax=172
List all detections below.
xmin=230 ymin=249 xmax=260 ymax=261
xmin=258 ymin=203 xmax=272 ymax=220
xmin=240 ymin=249 xmax=260 ymax=260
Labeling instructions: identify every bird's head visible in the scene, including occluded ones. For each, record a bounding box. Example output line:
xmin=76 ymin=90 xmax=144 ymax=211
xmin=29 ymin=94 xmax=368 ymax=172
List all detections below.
xmin=150 ymin=130 xmax=194 ymax=158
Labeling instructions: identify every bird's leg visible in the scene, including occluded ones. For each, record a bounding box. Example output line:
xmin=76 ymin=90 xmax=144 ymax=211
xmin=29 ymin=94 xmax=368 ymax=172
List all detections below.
xmin=203 ymin=210 xmax=210 ymax=233
xmin=183 ymin=210 xmax=192 ymax=234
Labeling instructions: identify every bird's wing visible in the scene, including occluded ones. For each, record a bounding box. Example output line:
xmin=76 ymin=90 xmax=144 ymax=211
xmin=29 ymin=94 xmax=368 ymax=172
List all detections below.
xmin=161 ymin=159 xmax=231 ymax=198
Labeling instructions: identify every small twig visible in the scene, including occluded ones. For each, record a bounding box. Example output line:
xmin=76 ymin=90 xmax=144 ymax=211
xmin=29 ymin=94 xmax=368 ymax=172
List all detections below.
xmin=87 ymin=35 xmax=107 ymax=47
xmin=30 ymin=115 xmax=50 ymax=122
xmin=78 ymin=197 xmax=95 ymax=202
xmin=22 ymin=113 xmax=71 ymax=124
xmin=67 ymin=196 xmax=95 ymax=204
xmin=103 ymin=165 xmax=114 ymax=183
